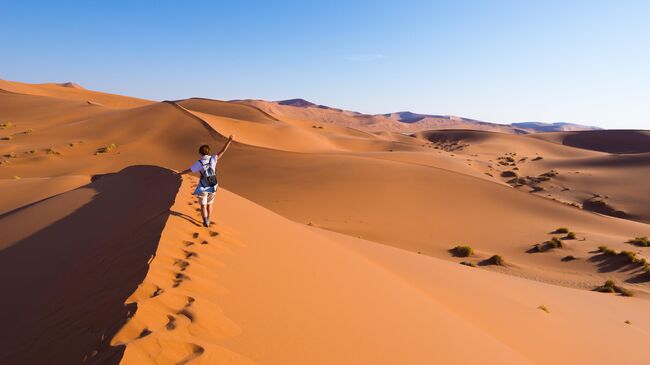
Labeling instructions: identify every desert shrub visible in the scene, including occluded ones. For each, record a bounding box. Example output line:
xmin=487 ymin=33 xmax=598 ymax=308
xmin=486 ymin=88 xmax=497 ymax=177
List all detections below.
xmin=594 ymin=280 xmax=633 ymax=296
xmin=460 ymin=261 xmax=476 ymax=267
xmin=594 ymin=280 xmax=616 ymax=293
xmin=554 ymin=227 xmax=570 ymax=234
xmin=565 ymin=232 xmax=576 ymax=240
xmin=96 ymin=143 xmax=118 ymax=154
xmin=532 ymin=156 xmax=543 ymax=161
xmin=46 ymin=148 xmax=61 ymax=155
xmin=451 ymin=245 xmax=474 ymax=257
xmin=540 ymin=170 xmax=559 ymax=178
xmin=562 ymin=255 xmax=577 ymax=261
xmin=619 ymin=287 xmax=634 ymax=297
xmin=1 ymin=136 xmax=13 ymax=141
xmin=549 ymin=237 xmax=563 ymax=249
xmin=23 ymin=128 xmax=33 ymax=134
xmin=0 ymin=122 xmax=14 ymax=129
xmin=618 ymin=251 xmax=648 ymax=266
xmin=619 ymin=251 xmax=637 ymax=263
xmin=537 ymin=305 xmax=550 ymax=313
xmin=628 ymin=237 xmax=650 ymax=247
xmin=483 ymin=254 xmax=504 ymax=266
xmin=598 ymin=246 xmax=617 ymax=256
xmin=4 ymin=152 xmax=16 ymax=158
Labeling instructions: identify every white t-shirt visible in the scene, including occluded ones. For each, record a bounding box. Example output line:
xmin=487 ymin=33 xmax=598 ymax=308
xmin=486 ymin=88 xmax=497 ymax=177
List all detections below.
xmin=190 ymin=154 xmax=218 ymax=193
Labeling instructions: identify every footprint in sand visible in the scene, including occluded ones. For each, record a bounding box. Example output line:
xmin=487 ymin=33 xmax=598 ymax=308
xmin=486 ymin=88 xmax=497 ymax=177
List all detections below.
xmin=177 ymin=308 xmax=195 ymax=322
xmin=173 ymin=272 xmax=190 ymax=288
xmin=151 ymin=286 xmax=164 ymax=298
xmin=200 ymin=240 xmax=208 ymax=245
xmin=209 ymin=231 xmax=219 ymax=237
xmin=138 ymin=328 xmax=152 ymax=338
xmin=175 ymin=344 xmax=205 ymax=365
xmin=165 ymin=315 xmax=177 ymax=330
xmin=192 ymin=232 xmax=199 ymax=239
xmin=182 ymin=240 xmax=194 ymax=247
xmin=183 ymin=250 xmax=197 ymax=259
xmin=174 ymin=259 xmax=190 ymax=271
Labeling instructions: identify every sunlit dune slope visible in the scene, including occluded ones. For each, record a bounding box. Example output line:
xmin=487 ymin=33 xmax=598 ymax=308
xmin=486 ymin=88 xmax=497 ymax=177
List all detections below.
xmin=115 ymin=177 xmax=650 ymax=364
xmin=413 ymin=129 xmax=650 ymax=224
xmin=242 ymin=99 xmax=538 ymax=134
xmin=0 ymin=175 xmax=89 ymax=214
xmin=0 ymin=79 xmax=152 ymax=108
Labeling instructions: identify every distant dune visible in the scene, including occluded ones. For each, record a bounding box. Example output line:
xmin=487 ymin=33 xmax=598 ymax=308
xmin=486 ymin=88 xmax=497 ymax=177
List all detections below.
xmin=239 ymin=98 xmax=600 ymax=134
xmin=530 ymin=129 xmax=650 ymax=154
xmin=512 ymin=121 xmax=601 ymax=132
xmin=1 ymin=80 xmax=649 ymax=364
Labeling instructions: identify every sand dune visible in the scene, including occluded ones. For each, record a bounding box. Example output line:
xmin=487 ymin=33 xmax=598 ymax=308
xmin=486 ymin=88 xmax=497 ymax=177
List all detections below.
xmin=0 ymin=175 xmax=89 ymax=214
xmin=116 ymin=178 xmax=650 ymax=364
xmin=242 ymin=99 xmax=599 ymax=134
xmin=529 ymin=129 xmax=650 ymax=154
xmin=0 ymin=79 xmax=152 ymax=108
xmin=0 ymin=166 xmax=180 ymax=365
xmin=1 ymin=81 xmax=649 ymax=364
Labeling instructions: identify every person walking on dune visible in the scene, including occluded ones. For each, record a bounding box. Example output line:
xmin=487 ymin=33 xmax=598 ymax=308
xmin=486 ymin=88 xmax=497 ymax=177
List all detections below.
xmin=178 ymin=135 xmax=234 ymax=227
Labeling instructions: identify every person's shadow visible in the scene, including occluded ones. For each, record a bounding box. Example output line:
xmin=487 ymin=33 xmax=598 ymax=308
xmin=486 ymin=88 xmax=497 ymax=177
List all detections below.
xmin=171 ymin=210 xmax=202 ymax=227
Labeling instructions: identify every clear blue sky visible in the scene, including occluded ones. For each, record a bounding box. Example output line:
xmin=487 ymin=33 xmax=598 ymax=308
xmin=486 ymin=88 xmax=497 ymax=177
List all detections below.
xmin=1 ymin=0 xmax=648 ymax=129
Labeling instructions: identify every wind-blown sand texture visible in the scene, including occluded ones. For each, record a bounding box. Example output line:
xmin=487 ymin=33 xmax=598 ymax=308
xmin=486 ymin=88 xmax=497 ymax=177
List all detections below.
xmin=1 ymin=80 xmax=649 ymax=364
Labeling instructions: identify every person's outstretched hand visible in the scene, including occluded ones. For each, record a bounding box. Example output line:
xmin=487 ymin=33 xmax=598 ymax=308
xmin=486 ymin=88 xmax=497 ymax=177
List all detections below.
xmin=229 ymin=134 xmax=235 ymax=141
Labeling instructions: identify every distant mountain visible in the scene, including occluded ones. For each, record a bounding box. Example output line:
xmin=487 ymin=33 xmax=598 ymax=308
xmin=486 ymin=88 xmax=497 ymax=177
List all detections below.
xmin=266 ymin=99 xmax=600 ymax=134
xmin=511 ymin=122 xmax=601 ymax=132
xmin=382 ymin=111 xmax=447 ymax=123
xmin=277 ymin=98 xmax=317 ymax=107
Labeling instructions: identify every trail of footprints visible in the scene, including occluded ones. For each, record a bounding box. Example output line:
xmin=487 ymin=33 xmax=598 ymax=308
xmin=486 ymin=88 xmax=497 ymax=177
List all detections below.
xmin=139 ymin=195 xmax=226 ymax=363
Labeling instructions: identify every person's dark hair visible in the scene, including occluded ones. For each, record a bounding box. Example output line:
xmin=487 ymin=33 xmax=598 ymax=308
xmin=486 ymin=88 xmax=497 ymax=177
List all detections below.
xmin=199 ymin=144 xmax=210 ymax=155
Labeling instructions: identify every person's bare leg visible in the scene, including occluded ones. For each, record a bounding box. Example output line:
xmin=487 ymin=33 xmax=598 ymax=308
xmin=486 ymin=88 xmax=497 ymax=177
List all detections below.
xmin=207 ymin=204 xmax=213 ymax=222
xmin=200 ymin=204 xmax=208 ymax=221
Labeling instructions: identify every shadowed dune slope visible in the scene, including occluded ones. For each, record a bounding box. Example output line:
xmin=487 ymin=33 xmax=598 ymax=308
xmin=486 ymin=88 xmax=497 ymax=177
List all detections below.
xmin=0 ymin=166 xmax=180 ymax=365
xmin=529 ymin=130 xmax=650 ymax=154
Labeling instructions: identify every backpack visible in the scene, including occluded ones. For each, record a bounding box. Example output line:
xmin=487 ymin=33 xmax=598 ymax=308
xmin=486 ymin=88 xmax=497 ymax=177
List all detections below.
xmin=198 ymin=157 xmax=217 ymax=187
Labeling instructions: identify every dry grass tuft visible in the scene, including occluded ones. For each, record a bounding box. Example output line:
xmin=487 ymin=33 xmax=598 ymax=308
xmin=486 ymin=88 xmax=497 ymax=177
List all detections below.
xmin=96 ymin=143 xmax=118 ymax=154
xmin=628 ymin=236 xmax=649 ymax=247
xmin=451 ymin=245 xmax=474 ymax=257
xmin=594 ymin=280 xmax=633 ymax=297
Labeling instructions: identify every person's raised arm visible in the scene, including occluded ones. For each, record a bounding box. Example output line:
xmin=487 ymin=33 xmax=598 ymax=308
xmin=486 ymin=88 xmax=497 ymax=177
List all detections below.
xmin=216 ymin=135 xmax=235 ymax=158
